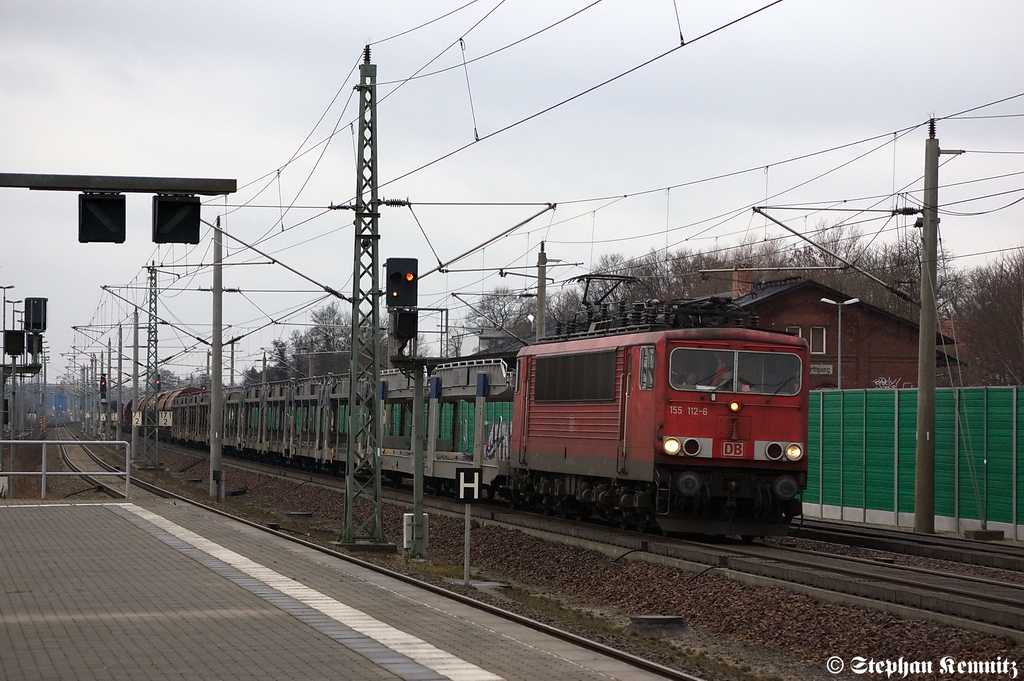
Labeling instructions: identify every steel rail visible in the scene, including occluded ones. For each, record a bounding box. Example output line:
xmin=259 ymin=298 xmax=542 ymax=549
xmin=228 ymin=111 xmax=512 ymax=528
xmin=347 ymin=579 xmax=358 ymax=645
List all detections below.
xmin=64 ymin=428 xmax=707 ymax=681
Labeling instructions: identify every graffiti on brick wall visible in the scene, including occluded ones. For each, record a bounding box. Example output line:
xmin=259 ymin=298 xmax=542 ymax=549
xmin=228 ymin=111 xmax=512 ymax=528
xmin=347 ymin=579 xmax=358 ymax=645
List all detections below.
xmin=873 ymin=376 xmax=913 ymax=389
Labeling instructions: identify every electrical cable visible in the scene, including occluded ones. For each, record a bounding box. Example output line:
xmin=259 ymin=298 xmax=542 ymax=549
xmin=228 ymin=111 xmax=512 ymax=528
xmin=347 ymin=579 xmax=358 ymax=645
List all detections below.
xmin=406 ymin=204 xmax=444 ymax=269
xmin=938 ymin=192 xmax=1024 ymax=217
xmin=374 ymin=1 xmax=785 ymax=195
xmin=370 ymin=0 xmax=483 ymax=45
xmin=375 ymin=0 xmax=508 ymax=111
xmin=375 ymin=0 xmax=606 ymax=85
xmin=938 ymin=91 xmax=1024 ymax=121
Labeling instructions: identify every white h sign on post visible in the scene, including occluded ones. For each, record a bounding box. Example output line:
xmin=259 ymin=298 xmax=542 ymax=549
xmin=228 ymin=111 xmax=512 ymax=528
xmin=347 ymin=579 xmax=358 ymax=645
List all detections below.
xmin=457 ymin=467 xmax=482 ymax=503
xmin=456 ymin=467 xmax=483 ymax=585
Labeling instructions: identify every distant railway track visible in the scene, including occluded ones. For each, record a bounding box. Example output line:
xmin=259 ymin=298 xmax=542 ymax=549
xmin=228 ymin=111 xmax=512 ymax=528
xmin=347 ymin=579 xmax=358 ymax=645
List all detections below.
xmin=790 ymin=517 xmax=1024 ymax=572
xmin=55 ymin=426 xmax=167 ymax=502
xmin=139 ymin=436 xmax=1024 ymax=643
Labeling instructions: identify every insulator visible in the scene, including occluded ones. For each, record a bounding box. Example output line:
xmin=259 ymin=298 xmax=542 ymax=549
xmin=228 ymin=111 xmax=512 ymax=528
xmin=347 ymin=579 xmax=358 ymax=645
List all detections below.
xmin=363 ymin=45 xmax=371 ymax=63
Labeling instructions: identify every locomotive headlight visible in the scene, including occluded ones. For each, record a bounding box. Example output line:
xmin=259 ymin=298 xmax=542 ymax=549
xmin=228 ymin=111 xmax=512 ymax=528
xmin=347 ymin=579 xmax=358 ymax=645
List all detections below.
xmin=729 ymin=401 xmax=741 ymax=412
xmin=785 ymin=444 xmax=804 ymax=461
xmin=663 ymin=437 xmax=682 ymax=455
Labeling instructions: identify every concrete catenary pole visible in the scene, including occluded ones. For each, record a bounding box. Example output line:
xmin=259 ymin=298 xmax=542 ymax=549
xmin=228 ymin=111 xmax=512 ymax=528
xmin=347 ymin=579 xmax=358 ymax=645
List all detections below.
xmin=131 ymin=311 xmax=139 ymax=460
xmin=210 ymin=216 xmax=225 ymax=502
xmin=106 ymin=340 xmax=112 ymax=440
xmin=117 ymin=325 xmax=123 ymax=440
xmin=537 ymin=242 xmax=547 ymax=341
xmin=914 ymin=121 xmax=940 ymax=534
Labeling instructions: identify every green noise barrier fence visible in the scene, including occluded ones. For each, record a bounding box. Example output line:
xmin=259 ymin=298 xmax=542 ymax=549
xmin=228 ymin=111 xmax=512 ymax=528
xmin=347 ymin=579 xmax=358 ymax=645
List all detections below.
xmin=803 ymin=387 xmax=1022 ymax=539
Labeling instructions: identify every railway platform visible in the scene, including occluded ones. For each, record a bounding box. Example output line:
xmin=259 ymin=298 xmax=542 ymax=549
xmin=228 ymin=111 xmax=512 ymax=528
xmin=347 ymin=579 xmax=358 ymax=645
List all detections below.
xmin=0 ymin=498 xmax=672 ymax=681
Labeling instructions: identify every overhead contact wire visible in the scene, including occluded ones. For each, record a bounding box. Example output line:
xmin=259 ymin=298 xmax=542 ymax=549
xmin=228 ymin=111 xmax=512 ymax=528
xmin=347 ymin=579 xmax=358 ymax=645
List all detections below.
xmin=376 ymin=1 xmax=785 ymax=194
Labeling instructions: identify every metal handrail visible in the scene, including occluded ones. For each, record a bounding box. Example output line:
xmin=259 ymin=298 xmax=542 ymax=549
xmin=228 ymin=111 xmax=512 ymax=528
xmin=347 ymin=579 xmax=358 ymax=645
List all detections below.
xmin=0 ymin=440 xmax=132 ymax=499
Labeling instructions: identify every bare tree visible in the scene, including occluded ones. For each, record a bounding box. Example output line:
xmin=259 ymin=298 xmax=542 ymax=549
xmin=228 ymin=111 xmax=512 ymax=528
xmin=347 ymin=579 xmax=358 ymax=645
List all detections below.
xmin=309 ymin=303 xmax=351 ymax=374
xmin=464 ymin=285 xmax=536 ymax=338
xmin=953 ymin=248 xmax=1024 ymax=385
xmin=451 ymin=221 xmax=1023 ymax=389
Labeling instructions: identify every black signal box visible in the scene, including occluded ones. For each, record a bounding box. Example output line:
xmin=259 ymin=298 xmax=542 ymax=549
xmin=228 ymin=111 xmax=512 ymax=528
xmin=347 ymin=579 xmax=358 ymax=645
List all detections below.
xmin=26 ymin=333 xmax=43 ymax=356
xmin=25 ymin=297 xmax=47 ymax=332
xmin=385 ymin=258 xmax=418 ymax=307
xmin=4 ymin=330 xmax=25 ymax=357
xmin=79 ymin=193 xmax=126 ymax=243
xmin=153 ymin=195 xmax=201 ymax=244
xmin=392 ymin=310 xmax=418 ymax=341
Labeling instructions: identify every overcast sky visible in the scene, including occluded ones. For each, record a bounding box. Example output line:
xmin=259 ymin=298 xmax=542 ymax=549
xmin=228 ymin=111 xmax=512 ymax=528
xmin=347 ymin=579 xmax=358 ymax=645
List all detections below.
xmin=2 ymin=0 xmax=1023 ymax=385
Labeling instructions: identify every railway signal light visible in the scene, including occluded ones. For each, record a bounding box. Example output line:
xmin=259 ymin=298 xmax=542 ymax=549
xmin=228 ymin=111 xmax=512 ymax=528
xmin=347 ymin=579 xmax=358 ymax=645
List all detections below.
xmin=100 ymin=374 xmax=107 ymax=401
xmin=4 ymin=330 xmax=24 ymax=356
xmin=78 ymin=193 xmax=127 ymax=243
xmin=24 ymin=298 xmax=47 ymax=332
xmin=385 ymin=258 xmax=418 ymax=307
xmin=391 ymin=309 xmax=418 ymax=341
xmin=152 ymin=194 xmax=201 ymax=244
xmin=27 ymin=333 xmax=43 ymax=356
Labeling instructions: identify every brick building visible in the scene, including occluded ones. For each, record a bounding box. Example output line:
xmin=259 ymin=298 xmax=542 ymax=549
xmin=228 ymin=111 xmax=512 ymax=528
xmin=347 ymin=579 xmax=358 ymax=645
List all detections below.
xmin=731 ymin=278 xmax=958 ymax=390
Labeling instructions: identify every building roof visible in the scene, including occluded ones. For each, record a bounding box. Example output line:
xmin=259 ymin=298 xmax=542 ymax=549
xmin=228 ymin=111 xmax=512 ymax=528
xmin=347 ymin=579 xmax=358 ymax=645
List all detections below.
xmin=729 ymin=277 xmax=959 ymax=359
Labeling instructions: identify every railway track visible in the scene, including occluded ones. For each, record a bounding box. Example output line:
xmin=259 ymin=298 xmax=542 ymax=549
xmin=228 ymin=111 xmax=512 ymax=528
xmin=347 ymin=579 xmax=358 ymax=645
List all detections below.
xmin=453 ymin=498 xmax=1024 ymax=641
xmin=790 ymin=517 xmax=1024 ymax=571
xmin=54 ymin=427 xmax=708 ymax=681
xmin=132 ymin=438 xmax=1024 ymax=644
xmin=54 ymin=426 xmax=163 ymax=501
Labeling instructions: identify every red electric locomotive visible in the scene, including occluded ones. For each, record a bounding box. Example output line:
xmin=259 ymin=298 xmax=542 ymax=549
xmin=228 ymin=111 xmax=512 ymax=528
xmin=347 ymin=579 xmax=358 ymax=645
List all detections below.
xmin=506 ymin=300 xmax=808 ymax=537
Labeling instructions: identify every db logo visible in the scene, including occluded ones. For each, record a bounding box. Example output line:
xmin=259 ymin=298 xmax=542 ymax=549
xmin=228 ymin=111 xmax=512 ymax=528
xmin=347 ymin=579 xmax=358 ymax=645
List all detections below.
xmin=722 ymin=441 xmax=745 ymax=457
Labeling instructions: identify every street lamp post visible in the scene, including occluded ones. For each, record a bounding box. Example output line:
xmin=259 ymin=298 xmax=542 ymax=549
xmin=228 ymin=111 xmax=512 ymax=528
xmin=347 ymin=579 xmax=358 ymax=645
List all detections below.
xmin=6 ymin=299 xmax=22 ymax=331
xmin=1 ymin=286 xmax=13 ymax=336
xmin=820 ymin=297 xmax=859 ymax=390
xmin=5 ymin=300 xmax=22 ymax=439
xmin=0 ymin=286 xmax=10 ymax=479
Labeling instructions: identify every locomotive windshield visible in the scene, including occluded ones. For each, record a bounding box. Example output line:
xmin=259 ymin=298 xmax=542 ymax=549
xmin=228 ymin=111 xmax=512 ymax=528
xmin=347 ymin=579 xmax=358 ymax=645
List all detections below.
xmin=669 ymin=348 xmax=801 ymax=396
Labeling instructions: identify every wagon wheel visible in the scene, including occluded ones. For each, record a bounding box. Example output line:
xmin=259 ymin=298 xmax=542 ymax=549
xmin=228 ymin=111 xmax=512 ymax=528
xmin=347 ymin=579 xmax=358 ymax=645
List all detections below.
xmin=507 ymin=489 xmax=525 ymax=510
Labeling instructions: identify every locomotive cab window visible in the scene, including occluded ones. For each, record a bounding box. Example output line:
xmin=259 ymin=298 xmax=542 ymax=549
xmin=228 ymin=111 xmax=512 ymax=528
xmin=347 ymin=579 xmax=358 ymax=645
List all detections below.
xmin=670 ymin=348 xmax=802 ymax=396
xmin=736 ymin=351 xmax=802 ymax=396
xmin=670 ymin=348 xmax=734 ymax=391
